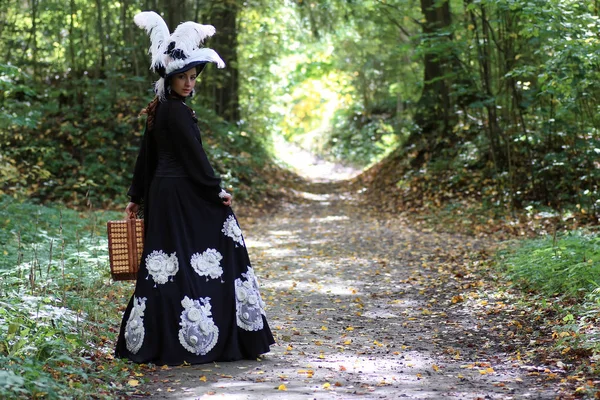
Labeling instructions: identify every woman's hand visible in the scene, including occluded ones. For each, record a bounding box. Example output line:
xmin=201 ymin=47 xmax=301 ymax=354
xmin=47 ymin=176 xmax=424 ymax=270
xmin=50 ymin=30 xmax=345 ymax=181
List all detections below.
xmin=221 ymin=193 xmax=232 ymax=207
xmin=125 ymin=202 xmax=139 ymax=219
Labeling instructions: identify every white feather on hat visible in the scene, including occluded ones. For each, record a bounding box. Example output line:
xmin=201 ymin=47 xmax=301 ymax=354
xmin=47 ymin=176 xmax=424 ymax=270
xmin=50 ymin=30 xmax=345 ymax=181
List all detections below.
xmin=134 ymin=11 xmax=225 ymax=99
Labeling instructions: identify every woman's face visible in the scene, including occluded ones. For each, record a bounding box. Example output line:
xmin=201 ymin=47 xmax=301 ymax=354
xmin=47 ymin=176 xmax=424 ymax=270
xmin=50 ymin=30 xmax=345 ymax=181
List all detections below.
xmin=170 ymin=67 xmax=197 ymax=97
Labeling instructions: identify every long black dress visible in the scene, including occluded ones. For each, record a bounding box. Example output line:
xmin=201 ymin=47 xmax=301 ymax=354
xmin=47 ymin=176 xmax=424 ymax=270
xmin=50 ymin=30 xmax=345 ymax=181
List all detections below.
xmin=115 ymin=95 xmax=274 ymax=365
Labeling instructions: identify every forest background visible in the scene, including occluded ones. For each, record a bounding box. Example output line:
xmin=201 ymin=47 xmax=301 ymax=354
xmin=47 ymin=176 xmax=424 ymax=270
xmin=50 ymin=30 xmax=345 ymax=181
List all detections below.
xmin=1 ymin=0 xmax=599 ymax=398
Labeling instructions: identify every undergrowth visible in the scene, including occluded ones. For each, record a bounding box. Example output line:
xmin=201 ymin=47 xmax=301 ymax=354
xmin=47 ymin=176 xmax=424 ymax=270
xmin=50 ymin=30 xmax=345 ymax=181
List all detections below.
xmin=0 ymin=196 xmax=141 ymax=399
xmin=1 ymin=70 xmax=275 ymax=209
xmin=496 ymin=230 xmax=600 ymax=358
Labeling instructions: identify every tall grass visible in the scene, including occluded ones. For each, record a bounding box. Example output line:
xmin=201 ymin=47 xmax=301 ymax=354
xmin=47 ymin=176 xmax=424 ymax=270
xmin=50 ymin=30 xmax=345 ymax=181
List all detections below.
xmin=0 ymin=196 xmax=139 ymax=399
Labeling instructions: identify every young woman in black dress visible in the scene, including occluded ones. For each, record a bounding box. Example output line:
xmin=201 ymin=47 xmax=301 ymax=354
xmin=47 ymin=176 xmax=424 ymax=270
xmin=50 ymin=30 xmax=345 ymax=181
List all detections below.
xmin=114 ymin=11 xmax=274 ymax=365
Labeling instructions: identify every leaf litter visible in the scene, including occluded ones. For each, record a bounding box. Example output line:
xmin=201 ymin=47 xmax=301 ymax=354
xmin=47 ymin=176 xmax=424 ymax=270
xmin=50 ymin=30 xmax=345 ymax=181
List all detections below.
xmin=135 ymin=157 xmax=588 ymax=398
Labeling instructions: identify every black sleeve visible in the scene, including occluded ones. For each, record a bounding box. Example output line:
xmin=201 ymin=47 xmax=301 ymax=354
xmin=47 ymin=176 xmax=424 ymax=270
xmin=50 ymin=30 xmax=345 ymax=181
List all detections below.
xmin=168 ymin=100 xmax=224 ymax=204
xmin=127 ymin=123 xmax=151 ymax=204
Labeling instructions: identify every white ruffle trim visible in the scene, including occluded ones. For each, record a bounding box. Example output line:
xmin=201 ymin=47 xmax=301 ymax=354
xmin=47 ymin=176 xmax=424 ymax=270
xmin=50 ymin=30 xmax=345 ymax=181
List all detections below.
xmin=218 ymin=189 xmax=230 ymax=199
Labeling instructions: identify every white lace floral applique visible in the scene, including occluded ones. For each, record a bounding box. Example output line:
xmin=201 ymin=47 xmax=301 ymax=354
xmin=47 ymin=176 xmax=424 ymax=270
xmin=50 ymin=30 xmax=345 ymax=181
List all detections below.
xmin=190 ymin=249 xmax=223 ymax=281
xmin=178 ymin=296 xmax=219 ymax=355
xmin=244 ymin=266 xmax=267 ymax=316
xmin=235 ymin=267 xmax=267 ymax=331
xmin=221 ymin=215 xmax=245 ymax=247
xmin=145 ymin=250 xmax=179 ymax=286
xmin=124 ymin=296 xmax=147 ymax=354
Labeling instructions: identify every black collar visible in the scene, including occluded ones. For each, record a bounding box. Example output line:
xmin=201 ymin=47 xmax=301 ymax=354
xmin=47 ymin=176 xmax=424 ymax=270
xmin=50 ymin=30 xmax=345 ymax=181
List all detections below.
xmin=168 ymin=93 xmax=187 ymax=102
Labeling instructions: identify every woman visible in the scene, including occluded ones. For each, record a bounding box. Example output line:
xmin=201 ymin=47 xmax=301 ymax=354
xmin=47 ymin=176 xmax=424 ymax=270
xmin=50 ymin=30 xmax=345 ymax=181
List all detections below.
xmin=114 ymin=11 xmax=274 ymax=365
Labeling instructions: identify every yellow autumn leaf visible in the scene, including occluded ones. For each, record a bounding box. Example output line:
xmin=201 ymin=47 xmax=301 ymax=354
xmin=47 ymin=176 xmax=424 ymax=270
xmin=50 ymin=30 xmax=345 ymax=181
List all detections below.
xmin=199 ymin=375 xmax=207 ymax=382
xmin=323 ymin=382 xmax=331 ymax=389
xmin=127 ymin=379 xmax=139 ymax=387
xmin=345 ymin=326 xmax=354 ymax=331
xmin=451 ymin=295 xmax=464 ymax=303
xmin=278 ymin=384 xmax=287 ymax=391
xmin=432 ymin=364 xmax=440 ymax=372
xmin=343 ymin=339 xmax=352 ymax=345
xmin=321 ymin=326 xmax=328 ymax=331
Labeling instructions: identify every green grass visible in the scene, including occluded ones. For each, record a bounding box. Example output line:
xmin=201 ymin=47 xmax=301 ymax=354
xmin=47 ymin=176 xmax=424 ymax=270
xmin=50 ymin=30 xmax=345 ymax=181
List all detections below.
xmin=0 ymin=196 xmax=142 ymax=399
xmin=496 ymin=229 xmax=600 ymax=359
xmin=498 ymin=230 xmax=600 ymax=297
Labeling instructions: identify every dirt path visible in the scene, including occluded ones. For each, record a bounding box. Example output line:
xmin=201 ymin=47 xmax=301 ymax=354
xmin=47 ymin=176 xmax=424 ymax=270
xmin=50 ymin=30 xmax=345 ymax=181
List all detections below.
xmin=134 ymin=146 xmax=562 ymax=399
xmin=133 ymin=171 xmax=563 ymax=399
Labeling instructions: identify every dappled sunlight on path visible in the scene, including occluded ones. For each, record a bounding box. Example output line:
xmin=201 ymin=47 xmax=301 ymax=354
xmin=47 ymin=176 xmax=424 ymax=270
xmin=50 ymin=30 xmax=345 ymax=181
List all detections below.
xmin=141 ymin=170 xmax=559 ymax=399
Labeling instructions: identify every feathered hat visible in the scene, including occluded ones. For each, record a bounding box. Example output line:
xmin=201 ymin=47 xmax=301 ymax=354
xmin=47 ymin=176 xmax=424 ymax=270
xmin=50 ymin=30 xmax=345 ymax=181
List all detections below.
xmin=134 ymin=11 xmax=225 ymax=99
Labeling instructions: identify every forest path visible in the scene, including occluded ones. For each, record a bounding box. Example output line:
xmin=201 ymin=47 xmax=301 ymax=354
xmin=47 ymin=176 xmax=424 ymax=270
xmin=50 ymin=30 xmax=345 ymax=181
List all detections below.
xmin=138 ymin=159 xmax=559 ymax=399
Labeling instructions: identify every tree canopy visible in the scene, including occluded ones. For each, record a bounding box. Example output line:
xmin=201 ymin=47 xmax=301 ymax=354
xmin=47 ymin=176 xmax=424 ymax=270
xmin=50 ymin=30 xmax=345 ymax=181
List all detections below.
xmin=0 ymin=0 xmax=598 ymax=216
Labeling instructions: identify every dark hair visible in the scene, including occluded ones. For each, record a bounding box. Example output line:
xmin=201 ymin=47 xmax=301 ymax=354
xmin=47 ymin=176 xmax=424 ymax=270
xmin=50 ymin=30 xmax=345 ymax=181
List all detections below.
xmin=139 ymin=96 xmax=160 ymax=131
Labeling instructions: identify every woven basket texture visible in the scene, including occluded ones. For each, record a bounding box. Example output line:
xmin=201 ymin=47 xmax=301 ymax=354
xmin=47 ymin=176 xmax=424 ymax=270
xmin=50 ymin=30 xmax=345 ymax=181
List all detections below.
xmin=107 ymin=219 xmax=144 ymax=281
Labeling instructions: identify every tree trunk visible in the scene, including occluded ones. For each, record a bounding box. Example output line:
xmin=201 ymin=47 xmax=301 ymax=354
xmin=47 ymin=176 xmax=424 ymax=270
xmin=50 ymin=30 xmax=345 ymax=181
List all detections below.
xmin=409 ymin=0 xmax=455 ymax=157
xmin=94 ymin=0 xmax=106 ymax=77
xmin=30 ymin=0 xmax=38 ymax=77
xmin=209 ymin=0 xmax=240 ymax=123
xmin=163 ymin=0 xmax=186 ymax=29
xmin=69 ymin=0 xmax=76 ymax=71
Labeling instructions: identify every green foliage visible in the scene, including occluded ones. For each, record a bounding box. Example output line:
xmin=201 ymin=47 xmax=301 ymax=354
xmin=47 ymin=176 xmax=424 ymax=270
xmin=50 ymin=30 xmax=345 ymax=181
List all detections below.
xmin=499 ymin=231 xmax=600 ymax=297
xmin=326 ymin=102 xmax=406 ymax=166
xmin=0 ymin=197 xmax=138 ymax=399
xmin=1 ymin=74 xmax=273 ymax=206
xmin=0 ymin=0 xmax=276 ymax=208
xmin=497 ymin=230 xmax=600 ymax=358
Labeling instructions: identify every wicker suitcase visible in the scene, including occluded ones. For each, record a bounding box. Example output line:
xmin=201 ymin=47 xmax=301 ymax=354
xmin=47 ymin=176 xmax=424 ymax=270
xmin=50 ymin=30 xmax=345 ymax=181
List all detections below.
xmin=107 ymin=218 xmax=144 ymax=281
